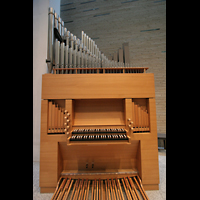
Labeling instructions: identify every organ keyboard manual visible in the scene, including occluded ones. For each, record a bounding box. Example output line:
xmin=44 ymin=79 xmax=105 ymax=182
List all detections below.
xmin=39 ymin=7 xmax=159 ymax=199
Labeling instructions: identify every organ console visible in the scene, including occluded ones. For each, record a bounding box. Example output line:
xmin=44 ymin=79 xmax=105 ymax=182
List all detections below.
xmin=40 ymin=7 xmax=159 ymax=199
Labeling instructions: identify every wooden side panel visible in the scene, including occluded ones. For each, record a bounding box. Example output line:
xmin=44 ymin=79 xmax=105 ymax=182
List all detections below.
xmin=40 ymin=100 xmax=62 ymax=190
xmin=140 ymin=139 xmax=159 ymax=185
xmin=40 ymin=141 xmax=58 ymax=187
xmin=42 ymin=74 xmax=155 ymax=99
xmin=148 ymin=98 xmax=157 ymax=136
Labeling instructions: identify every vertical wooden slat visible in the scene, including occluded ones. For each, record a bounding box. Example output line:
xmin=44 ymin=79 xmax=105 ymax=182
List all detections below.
xmin=60 ymin=109 xmax=64 ymax=132
xmin=143 ymin=110 xmax=146 ymax=131
xmin=57 ymin=107 xmax=61 ymax=132
xmin=132 ymin=101 xmax=135 ymax=129
xmin=141 ymin=107 xmax=144 ymax=131
xmin=138 ymin=106 xmax=141 ymax=132
xmin=147 ymin=110 xmax=149 ymax=131
xmin=51 ymin=103 xmax=55 ymax=132
xmin=48 ymin=101 xmax=52 ymax=132
xmin=134 ymin=104 xmax=138 ymax=132
xmin=55 ymin=105 xmax=58 ymax=132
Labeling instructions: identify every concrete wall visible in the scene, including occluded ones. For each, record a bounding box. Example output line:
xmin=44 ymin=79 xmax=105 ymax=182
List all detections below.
xmin=60 ymin=0 xmax=166 ymax=134
xmin=33 ymin=0 xmax=60 ymax=161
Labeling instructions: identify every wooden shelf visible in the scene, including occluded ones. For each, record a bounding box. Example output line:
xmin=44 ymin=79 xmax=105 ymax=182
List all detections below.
xmin=68 ymin=140 xmax=130 ymax=145
xmin=60 ymin=169 xmax=138 ymax=179
xmin=52 ymin=67 xmax=148 ymax=74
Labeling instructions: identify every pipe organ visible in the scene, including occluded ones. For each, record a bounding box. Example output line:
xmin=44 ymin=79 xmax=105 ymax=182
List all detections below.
xmin=40 ymin=7 xmax=159 ymax=199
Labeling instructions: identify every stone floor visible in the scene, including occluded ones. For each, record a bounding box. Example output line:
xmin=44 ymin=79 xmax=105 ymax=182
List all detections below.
xmin=33 ymin=149 xmax=166 ymax=200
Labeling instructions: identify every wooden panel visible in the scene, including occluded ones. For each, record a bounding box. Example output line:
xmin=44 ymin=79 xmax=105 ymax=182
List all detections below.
xmin=74 ymin=99 xmax=125 ymax=126
xmin=40 ymin=141 xmax=58 ymax=187
xmin=59 ymin=140 xmax=139 ymax=171
xmin=42 ymin=73 xmax=155 ymax=99
xmin=140 ymin=139 xmax=159 ymax=185
xmin=148 ymin=98 xmax=157 ymax=136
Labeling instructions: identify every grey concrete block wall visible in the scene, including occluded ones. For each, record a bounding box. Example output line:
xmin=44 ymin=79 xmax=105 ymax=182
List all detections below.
xmin=60 ymin=0 xmax=166 ymax=135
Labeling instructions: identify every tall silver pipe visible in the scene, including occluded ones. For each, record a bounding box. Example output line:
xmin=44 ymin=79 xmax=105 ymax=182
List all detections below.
xmin=47 ymin=7 xmax=54 ymax=73
xmin=77 ymin=39 xmax=80 ymax=74
xmin=60 ymin=42 xmax=64 ymax=74
xmin=55 ymin=39 xmax=60 ymax=74
xmin=53 ymin=11 xmax=58 ymax=67
xmin=69 ymin=47 xmax=73 ymax=74
xmin=66 ymin=31 xmax=70 ymax=46
xmin=65 ymin=45 xmax=69 ymax=74
xmin=58 ymin=17 xmax=62 ymax=35
xmin=80 ymin=43 xmax=84 ymax=74
xmin=61 ymin=21 xmax=64 ymax=38
xmin=70 ymin=33 xmax=74 ymax=49
xmin=81 ymin=31 xmax=84 ymax=46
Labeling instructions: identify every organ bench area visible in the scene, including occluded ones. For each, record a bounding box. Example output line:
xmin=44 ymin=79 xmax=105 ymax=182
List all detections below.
xmin=40 ymin=73 xmax=159 ymax=199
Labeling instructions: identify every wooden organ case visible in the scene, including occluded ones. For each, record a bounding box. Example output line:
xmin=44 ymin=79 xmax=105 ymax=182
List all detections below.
xmin=39 ymin=7 xmax=159 ymax=200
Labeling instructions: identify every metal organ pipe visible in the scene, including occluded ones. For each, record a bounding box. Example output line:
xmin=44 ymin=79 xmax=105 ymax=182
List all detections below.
xmin=46 ymin=7 xmax=140 ymax=74
xmin=47 ymin=7 xmax=54 ymax=73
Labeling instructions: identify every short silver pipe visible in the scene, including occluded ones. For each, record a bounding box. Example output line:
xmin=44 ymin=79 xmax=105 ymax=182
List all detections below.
xmin=77 ymin=49 xmax=81 ymax=74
